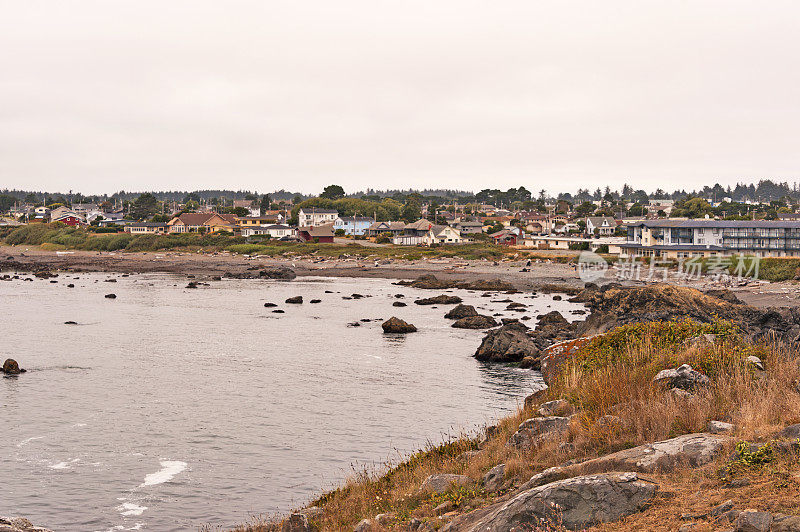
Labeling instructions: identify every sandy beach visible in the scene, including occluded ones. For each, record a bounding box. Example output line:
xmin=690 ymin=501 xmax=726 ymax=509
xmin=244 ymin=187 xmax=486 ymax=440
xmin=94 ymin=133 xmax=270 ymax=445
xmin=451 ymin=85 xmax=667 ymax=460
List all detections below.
xmin=3 ymin=244 xmax=800 ymax=309
xmin=0 ymin=245 xmax=586 ymax=291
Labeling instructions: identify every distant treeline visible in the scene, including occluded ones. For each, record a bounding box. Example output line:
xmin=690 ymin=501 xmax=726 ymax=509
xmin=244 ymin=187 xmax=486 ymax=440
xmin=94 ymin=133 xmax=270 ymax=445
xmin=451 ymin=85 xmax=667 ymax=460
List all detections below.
xmin=3 ymin=179 xmax=800 ymax=209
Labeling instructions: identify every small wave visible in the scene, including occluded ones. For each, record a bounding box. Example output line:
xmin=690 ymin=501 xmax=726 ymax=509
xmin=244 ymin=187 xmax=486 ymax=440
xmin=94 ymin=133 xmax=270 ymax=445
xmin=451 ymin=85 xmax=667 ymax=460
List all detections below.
xmin=50 ymin=458 xmax=80 ymax=470
xmin=117 ymin=502 xmax=147 ymax=516
xmin=140 ymin=460 xmax=187 ymax=487
xmin=17 ymin=436 xmax=45 ymax=447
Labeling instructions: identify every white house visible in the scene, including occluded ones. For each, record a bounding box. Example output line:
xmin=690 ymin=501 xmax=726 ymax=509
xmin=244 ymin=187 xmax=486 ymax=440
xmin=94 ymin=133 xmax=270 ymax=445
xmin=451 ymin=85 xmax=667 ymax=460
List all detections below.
xmin=424 ymin=225 xmax=464 ymax=245
xmin=241 ymin=224 xmax=295 ymax=238
xmin=586 ymin=216 xmax=617 ymax=236
xmin=298 ymin=208 xmax=338 ymax=228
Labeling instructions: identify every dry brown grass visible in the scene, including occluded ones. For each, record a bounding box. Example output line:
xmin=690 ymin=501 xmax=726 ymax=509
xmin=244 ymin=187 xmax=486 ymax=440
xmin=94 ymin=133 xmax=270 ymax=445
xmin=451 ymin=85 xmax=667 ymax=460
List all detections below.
xmin=232 ymin=323 xmax=800 ymax=531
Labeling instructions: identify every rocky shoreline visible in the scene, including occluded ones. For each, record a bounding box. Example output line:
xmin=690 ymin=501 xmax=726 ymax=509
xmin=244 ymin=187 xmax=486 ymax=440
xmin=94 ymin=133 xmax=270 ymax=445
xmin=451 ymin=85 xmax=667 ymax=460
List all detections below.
xmin=7 ymin=251 xmax=800 ymax=531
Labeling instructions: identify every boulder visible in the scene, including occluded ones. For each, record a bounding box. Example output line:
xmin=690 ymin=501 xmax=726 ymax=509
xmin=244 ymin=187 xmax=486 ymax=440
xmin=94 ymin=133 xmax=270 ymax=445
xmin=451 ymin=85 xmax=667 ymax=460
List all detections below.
xmin=537 ymin=311 xmax=568 ymax=326
xmin=653 ymin=364 xmax=710 ymax=391
xmin=474 ymin=322 xmax=539 ymax=363
xmin=444 ymin=304 xmax=478 ymax=319
xmin=397 ymin=274 xmax=514 ymax=292
xmin=420 ymin=474 xmax=471 ymax=494
xmin=734 ymin=510 xmax=773 ymax=532
xmin=310 ymin=299 xmax=321 ymax=304
xmin=392 ymin=302 xmax=407 ymax=307
xmin=570 ymin=433 xmax=728 ymax=474
xmin=452 ymin=315 xmax=498 ymax=330
xmin=0 ymin=516 xmax=53 ymax=532
xmin=707 ymin=420 xmax=735 ymax=434
xmin=104 ymin=293 xmax=116 ymax=299
xmin=537 ymin=399 xmax=571 ymax=417
xmin=453 ymin=472 xmax=658 ymax=531
xmin=264 ymin=303 xmax=278 ymax=307
xmin=258 ymin=266 xmax=297 ymax=280
xmin=382 ymin=317 xmax=417 ymax=333
xmin=285 ymin=296 xmax=303 ymax=304
xmin=482 ymin=464 xmax=506 ymax=491
xmin=778 ymin=423 xmax=800 ymax=440
xmin=353 ymin=518 xmax=373 ymax=532
xmin=280 ymin=513 xmax=311 ymax=532
xmin=414 ymin=295 xmax=463 ymax=305
xmin=772 ymin=513 xmax=800 ymax=532
xmin=508 ymin=416 xmax=571 ymax=449
xmin=2 ymin=359 xmax=25 ymax=375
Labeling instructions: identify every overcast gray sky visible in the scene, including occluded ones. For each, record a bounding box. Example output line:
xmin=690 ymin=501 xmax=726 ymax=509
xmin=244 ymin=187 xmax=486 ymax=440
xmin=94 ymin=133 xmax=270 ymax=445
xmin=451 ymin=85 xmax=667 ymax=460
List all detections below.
xmin=1 ymin=0 xmax=798 ymax=195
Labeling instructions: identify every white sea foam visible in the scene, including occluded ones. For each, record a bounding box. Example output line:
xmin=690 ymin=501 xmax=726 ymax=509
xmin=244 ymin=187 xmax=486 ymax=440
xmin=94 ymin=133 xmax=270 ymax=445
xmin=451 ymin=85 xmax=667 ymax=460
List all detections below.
xmin=140 ymin=460 xmax=187 ymax=487
xmin=117 ymin=502 xmax=147 ymax=516
xmin=18 ymin=436 xmax=45 ymax=447
xmin=50 ymin=458 xmax=80 ymax=470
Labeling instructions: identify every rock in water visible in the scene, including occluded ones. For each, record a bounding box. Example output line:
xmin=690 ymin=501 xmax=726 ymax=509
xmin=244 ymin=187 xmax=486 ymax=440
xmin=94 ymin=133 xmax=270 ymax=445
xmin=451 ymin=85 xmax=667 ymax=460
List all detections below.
xmin=104 ymin=293 xmax=116 ymax=299
xmin=2 ymin=359 xmax=25 ymax=375
xmin=452 ymin=315 xmax=498 ymax=329
xmin=455 ymin=472 xmax=658 ymax=531
xmin=259 ymin=266 xmax=297 ymax=280
xmin=285 ymin=296 xmax=303 ymax=304
xmin=382 ymin=317 xmax=417 ymax=333
xmin=415 ymin=295 xmax=463 ymax=305
xmin=474 ymin=322 xmax=539 ymax=362
xmin=444 ymin=304 xmax=478 ymax=319
xmin=0 ymin=516 xmax=53 ymax=532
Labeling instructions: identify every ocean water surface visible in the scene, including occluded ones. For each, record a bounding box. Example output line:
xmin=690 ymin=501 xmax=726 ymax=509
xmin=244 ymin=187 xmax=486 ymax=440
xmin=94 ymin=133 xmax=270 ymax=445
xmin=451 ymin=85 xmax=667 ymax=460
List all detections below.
xmin=0 ymin=273 xmax=585 ymax=531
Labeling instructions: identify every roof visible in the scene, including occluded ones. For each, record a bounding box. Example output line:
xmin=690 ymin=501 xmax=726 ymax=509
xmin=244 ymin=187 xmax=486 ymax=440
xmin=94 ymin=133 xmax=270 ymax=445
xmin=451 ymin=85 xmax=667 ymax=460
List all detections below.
xmin=300 ymin=224 xmax=335 ymax=237
xmin=455 ymin=221 xmax=483 ymax=227
xmin=337 ymin=216 xmax=375 ymax=223
xmin=628 ymin=219 xmax=800 ymax=229
xmin=489 ymin=229 xmax=517 ymax=238
xmin=587 ymin=216 xmax=617 ymax=226
xmin=405 ymin=219 xmax=434 ymax=230
xmin=217 ymin=213 xmax=239 ymax=223
xmin=620 ymin=243 xmax=727 ymax=251
xmin=129 ymin=222 xmax=169 ymax=228
xmin=171 ymin=213 xmax=215 ymax=225
xmin=430 ymin=225 xmax=458 ymax=237
xmin=299 ymin=208 xmax=338 ymax=214
xmin=368 ymin=221 xmax=405 ymax=230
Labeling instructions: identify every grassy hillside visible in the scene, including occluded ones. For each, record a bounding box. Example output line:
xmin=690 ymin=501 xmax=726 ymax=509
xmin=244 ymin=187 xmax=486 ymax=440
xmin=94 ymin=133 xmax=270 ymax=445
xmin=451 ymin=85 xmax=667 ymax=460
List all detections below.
xmin=231 ymin=320 xmax=800 ymax=531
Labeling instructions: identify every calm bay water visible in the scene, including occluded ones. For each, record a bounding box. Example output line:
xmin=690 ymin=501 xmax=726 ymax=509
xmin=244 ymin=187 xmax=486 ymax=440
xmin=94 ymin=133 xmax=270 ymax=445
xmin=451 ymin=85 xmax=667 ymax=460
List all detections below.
xmin=0 ymin=273 xmax=584 ymax=531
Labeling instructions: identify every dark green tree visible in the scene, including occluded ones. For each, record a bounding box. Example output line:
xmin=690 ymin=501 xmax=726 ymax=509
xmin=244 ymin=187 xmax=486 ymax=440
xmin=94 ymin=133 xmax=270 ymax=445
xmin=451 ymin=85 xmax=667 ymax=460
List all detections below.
xmin=321 ymin=185 xmax=345 ymax=200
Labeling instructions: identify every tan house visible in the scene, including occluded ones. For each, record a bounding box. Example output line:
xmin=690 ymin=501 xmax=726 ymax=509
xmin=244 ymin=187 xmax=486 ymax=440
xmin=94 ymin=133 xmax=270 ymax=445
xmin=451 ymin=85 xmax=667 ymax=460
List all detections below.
xmin=167 ymin=213 xmax=238 ymax=234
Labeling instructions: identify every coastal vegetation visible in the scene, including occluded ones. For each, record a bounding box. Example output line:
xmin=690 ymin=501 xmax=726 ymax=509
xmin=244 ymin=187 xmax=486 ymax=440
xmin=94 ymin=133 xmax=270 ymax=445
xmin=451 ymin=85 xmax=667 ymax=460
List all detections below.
xmin=0 ymin=223 xmax=515 ymax=261
xmin=233 ymin=318 xmax=800 ymax=531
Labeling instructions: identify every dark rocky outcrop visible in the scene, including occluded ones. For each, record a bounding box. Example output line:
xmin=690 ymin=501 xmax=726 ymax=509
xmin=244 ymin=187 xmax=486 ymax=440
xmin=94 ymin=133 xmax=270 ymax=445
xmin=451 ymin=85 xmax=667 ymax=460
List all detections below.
xmin=392 ymin=301 xmax=407 ymax=307
xmin=396 ymin=274 xmax=514 ymax=292
xmin=444 ymin=304 xmax=478 ymax=320
xmin=414 ymin=295 xmax=463 ymax=306
xmin=0 ymin=516 xmax=53 ymax=532
xmin=285 ymin=296 xmax=303 ymax=304
xmin=474 ymin=321 xmax=539 ymax=363
xmin=382 ymin=317 xmax=417 ymax=333
xmin=2 ymin=359 xmax=25 ymax=375
xmin=104 ymin=293 xmax=116 ymax=299
xmin=452 ymin=315 xmax=498 ymax=330
xmin=264 ymin=303 xmax=278 ymax=308
xmin=260 ymin=266 xmax=297 ymax=280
